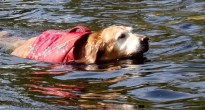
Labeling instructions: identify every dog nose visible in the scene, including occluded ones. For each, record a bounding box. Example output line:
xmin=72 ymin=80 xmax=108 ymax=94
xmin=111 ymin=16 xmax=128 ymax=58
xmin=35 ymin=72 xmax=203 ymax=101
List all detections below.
xmin=139 ymin=35 xmax=149 ymax=52
xmin=140 ymin=36 xmax=149 ymax=43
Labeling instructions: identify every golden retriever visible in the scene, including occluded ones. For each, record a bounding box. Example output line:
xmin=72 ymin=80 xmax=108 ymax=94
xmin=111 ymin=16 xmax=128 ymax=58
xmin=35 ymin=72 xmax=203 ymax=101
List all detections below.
xmin=0 ymin=25 xmax=149 ymax=64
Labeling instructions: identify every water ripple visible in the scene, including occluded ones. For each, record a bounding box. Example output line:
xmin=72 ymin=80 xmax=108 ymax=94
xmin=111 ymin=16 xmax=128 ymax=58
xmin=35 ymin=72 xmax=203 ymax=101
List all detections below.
xmin=129 ymin=86 xmax=203 ymax=102
xmin=0 ymin=0 xmax=205 ymax=109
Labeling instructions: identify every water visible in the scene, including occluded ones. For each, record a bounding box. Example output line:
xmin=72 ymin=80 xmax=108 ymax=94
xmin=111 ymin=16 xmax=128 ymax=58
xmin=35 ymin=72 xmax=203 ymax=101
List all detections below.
xmin=0 ymin=0 xmax=205 ymax=109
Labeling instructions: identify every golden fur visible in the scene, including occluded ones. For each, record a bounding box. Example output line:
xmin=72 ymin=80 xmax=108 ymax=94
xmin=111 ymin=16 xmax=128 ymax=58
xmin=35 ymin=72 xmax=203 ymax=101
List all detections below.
xmin=1 ymin=25 xmax=149 ymax=64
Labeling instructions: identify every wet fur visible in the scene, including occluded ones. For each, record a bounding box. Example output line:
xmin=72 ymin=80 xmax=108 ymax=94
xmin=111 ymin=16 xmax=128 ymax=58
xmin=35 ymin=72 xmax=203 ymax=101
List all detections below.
xmin=1 ymin=26 xmax=149 ymax=64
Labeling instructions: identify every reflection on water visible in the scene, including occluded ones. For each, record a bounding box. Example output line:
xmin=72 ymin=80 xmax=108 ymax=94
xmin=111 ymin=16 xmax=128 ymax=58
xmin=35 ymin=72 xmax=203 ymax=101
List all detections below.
xmin=0 ymin=0 xmax=205 ymax=109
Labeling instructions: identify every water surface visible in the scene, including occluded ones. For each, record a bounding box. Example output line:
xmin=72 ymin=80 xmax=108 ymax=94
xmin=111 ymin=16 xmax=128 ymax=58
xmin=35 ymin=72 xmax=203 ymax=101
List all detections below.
xmin=0 ymin=0 xmax=205 ymax=109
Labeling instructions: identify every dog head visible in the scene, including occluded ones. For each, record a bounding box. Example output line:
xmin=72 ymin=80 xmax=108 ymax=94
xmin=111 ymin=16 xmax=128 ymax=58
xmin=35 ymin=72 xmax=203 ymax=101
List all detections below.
xmin=85 ymin=25 xmax=149 ymax=64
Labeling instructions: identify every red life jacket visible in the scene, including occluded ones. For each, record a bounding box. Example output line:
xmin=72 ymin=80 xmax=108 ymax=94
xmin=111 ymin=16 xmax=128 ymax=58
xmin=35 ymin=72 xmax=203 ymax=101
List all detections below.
xmin=26 ymin=26 xmax=91 ymax=63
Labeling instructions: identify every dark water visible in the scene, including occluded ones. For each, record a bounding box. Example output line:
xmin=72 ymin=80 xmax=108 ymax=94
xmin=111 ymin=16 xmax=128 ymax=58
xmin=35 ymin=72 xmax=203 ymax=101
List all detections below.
xmin=0 ymin=0 xmax=205 ymax=109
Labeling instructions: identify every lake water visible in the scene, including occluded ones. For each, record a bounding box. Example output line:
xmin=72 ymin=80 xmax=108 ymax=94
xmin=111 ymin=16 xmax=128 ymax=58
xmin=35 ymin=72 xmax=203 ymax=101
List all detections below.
xmin=0 ymin=0 xmax=205 ymax=109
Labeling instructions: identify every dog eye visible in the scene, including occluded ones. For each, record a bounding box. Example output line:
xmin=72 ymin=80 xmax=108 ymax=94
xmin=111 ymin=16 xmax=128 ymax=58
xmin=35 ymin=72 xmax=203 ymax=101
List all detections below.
xmin=118 ymin=33 xmax=127 ymax=40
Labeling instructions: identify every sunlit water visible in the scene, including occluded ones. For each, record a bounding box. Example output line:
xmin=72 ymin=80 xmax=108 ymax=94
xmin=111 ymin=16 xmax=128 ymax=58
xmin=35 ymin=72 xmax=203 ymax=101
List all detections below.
xmin=0 ymin=0 xmax=205 ymax=109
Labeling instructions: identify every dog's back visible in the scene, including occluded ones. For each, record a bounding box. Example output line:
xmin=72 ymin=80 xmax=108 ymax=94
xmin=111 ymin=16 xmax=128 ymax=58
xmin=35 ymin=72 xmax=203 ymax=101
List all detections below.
xmin=0 ymin=31 xmax=26 ymax=53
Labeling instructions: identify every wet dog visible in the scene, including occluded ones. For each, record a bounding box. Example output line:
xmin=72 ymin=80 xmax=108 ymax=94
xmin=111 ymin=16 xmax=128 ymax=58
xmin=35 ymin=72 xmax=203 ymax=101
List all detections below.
xmin=0 ymin=25 xmax=149 ymax=64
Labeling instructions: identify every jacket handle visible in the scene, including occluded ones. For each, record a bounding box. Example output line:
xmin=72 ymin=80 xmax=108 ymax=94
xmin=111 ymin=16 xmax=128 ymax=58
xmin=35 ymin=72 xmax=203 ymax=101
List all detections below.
xmin=68 ymin=25 xmax=91 ymax=33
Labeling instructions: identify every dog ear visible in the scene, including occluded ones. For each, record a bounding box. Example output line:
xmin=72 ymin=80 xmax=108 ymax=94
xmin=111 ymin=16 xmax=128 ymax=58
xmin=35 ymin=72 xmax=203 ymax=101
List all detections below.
xmin=85 ymin=32 xmax=105 ymax=64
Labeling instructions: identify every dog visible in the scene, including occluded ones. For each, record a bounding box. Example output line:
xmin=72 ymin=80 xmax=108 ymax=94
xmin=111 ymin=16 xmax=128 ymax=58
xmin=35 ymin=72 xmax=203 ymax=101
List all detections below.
xmin=0 ymin=25 xmax=149 ymax=64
